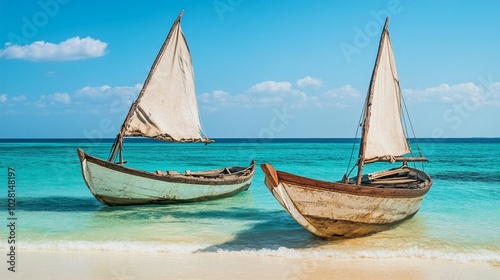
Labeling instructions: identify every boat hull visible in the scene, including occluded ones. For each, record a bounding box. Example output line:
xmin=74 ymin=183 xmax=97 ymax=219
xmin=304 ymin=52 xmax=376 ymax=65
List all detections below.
xmin=77 ymin=149 xmax=255 ymax=206
xmin=261 ymin=164 xmax=432 ymax=239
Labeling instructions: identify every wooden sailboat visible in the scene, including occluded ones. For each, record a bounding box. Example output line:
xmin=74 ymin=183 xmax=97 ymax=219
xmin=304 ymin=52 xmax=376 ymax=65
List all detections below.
xmin=77 ymin=11 xmax=255 ymax=206
xmin=261 ymin=18 xmax=432 ymax=239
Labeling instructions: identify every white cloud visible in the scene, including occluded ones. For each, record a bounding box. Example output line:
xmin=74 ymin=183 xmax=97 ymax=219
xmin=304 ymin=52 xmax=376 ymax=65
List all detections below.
xmin=75 ymin=84 xmax=140 ymax=99
xmin=52 ymin=93 xmax=71 ymax=104
xmin=487 ymin=83 xmax=500 ymax=106
xmin=200 ymin=79 xmax=312 ymax=111
xmin=12 ymin=96 xmax=27 ymax=101
xmin=441 ymin=96 xmax=454 ymax=103
xmin=200 ymin=90 xmax=231 ymax=104
xmin=487 ymin=82 xmax=500 ymax=97
xmin=322 ymin=85 xmax=361 ymax=99
xmin=405 ymin=83 xmax=482 ymax=97
xmin=72 ymin=84 xmax=141 ymax=114
xmin=248 ymin=80 xmax=307 ymax=107
xmin=316 ymin=85 xmax=362 ymax=108
xmin=248 ymin=81 xmax=292 ymax=93
xmin=76 ymin=85 xmax=112 ymax=98
xmin=403 ymin=82 xmax=487 ymax=104
xmin=1 ymin=84 xmax=142 ymax=115
xmin=38 ymin=92 xmax=71 ymax=106
xmin=0 ymin=36 xmax=108 ymax=61
xmin=0 ymin=94 xmax=27 ymax=106
xmin=200 ymin=79 xmax=367 ymax=111
xmin=490 ymin=83 xmax=500 ymax=91
xmin=296 ymin=76 xmax=323 ymax=88
xmin=199 ymin=90 xmax=233 ymax=111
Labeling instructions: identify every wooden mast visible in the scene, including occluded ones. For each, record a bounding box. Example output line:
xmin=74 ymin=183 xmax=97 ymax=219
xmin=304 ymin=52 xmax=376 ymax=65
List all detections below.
xmin=108 ymin=10 xmax=185 ymax=163
xmin=355 ymin=17 xmax=390 ymax=185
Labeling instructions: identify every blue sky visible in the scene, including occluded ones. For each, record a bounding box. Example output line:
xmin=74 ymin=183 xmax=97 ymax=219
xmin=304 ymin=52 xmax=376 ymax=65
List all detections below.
xmin=1 ymin=0 xmax=499 ymax=138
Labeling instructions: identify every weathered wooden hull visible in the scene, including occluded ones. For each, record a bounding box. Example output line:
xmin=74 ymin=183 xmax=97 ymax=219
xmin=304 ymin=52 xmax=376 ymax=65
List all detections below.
xmin=261 ymin=163 xmax=432 ymax=239
xmin=77 ymin=148 xmax=255 ymax=206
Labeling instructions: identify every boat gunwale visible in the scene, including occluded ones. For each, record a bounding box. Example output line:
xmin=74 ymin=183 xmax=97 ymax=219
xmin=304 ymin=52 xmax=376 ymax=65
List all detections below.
xmin=261 ymin=164 xmax=431 ymax=199
xmin=78 ymin=148 xmax=256 ymax=186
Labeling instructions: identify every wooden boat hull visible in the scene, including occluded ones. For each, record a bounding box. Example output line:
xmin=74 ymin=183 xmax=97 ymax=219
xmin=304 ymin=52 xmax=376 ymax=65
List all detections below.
xmin=77 ymin=148 xmax=255 ymax=206
xmin=261 ymin=164 xmax=432 ymax=239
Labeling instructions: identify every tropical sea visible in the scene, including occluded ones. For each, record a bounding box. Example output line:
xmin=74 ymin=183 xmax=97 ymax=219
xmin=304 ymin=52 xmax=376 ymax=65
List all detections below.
xmin=0 ymin=138 xmax=499 ymax=273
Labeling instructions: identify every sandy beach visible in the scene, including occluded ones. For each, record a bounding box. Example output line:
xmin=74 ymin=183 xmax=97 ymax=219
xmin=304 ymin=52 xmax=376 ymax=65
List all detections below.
xmin=1 ymin=250 xmax=499 ymax=280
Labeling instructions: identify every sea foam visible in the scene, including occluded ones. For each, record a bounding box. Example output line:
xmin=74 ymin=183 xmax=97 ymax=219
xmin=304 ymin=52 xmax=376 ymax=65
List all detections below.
xmin=7 ymin=241 xmax=500 ymax=265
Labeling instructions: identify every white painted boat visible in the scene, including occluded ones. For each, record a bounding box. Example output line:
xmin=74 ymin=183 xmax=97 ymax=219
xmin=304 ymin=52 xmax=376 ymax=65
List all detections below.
xmin=261 ymin=18 xmax=432 ymax=239
xmin=77 ymin=11 xmax=255 ymax=206
xmin=78 ymin=149 xmax=255 ymax=206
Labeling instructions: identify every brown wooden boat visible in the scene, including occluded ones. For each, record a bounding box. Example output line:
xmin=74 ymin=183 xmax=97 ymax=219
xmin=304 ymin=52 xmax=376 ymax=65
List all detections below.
xmin=261 ymin=18 xmax=432 ymax=239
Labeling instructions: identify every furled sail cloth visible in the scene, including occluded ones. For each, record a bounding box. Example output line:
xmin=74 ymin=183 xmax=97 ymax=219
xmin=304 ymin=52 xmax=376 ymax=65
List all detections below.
xmin=363 ymin=28 xmax=410 ymax=160
xmin=122 ymin=14 xmax=210 ymax=143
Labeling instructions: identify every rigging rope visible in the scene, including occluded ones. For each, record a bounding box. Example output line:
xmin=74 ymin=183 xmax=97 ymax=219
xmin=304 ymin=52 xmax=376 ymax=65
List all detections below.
xmin=344 ymin=102 xmax=365 ymax=179
xmin=400 ymin=87 xmax=425 ymax=169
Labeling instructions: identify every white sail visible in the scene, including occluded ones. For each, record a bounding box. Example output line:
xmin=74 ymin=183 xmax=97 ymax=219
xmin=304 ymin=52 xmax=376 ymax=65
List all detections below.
xmin=364 ymin=29 xmax=410 ymax=160
xmin=123 ymin=15 xmax=208 ymax=143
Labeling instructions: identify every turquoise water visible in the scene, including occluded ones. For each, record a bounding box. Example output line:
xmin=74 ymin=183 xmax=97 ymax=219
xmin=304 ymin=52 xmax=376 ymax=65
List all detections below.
xmin=0 ymin=138 xmax=499 ymax=265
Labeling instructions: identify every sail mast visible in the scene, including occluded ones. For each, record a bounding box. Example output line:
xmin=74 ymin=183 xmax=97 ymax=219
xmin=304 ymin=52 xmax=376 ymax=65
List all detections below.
xmin=355 ymin=18 xmax=389 ymax=185
xmin=108 ymin=10 xmax=185 ymax=163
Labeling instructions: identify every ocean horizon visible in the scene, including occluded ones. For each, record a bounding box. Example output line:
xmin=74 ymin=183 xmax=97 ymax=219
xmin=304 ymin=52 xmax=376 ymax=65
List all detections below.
xmin=1 ymin=137 xmax=499 ymax=143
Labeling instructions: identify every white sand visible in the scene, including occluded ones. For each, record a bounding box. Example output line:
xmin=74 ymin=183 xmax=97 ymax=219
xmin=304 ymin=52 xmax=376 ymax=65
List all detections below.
xmin=1 ymin=250 xmax=499 ymax=279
